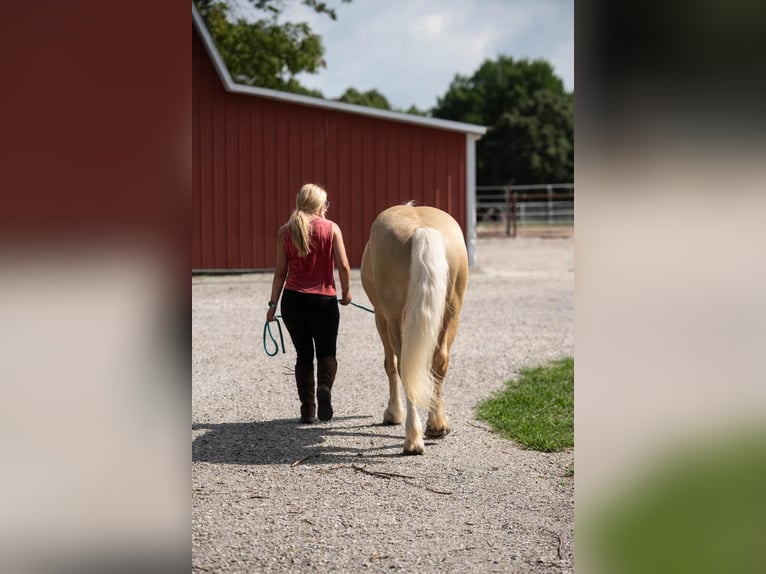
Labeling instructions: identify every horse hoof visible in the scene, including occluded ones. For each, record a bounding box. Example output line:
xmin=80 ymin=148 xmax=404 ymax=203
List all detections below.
xmin=425 ymin=426 xmax=450 ymax=439
xmin=382 ymin=412 xmax=403 ymax=425
xmin=402 ymin=440 xmax=425 ymax=455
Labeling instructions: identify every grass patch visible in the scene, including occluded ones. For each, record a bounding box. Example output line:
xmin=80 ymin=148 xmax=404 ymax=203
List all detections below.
xmin=587 ymin=430 xmax=766 ymax=574
xmin=475 ymin=357 xmax=573 ymax=452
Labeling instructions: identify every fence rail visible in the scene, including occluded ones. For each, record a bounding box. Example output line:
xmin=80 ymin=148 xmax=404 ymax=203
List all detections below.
xmin=476 ymin=183 xmax=574 ymax=237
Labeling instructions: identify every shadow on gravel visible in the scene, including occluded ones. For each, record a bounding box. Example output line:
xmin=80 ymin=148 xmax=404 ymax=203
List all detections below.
xmin=192 ymin=416 xmax=408 ymax=466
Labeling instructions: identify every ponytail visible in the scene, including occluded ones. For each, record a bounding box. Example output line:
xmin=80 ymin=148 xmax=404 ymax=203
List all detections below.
xmin=287 ymin=209 xmax=312 ymax=257
xmin=286 ymin=183 xmax=328 ymax=257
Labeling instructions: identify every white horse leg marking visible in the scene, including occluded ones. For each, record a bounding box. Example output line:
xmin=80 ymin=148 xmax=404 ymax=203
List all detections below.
xmin=403 ymin=394 xmax=425 ymax=455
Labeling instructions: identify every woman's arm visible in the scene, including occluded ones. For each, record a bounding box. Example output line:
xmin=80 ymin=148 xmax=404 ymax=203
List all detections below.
xmin=267 ymin=228 xmax=288 ymax=321
xmin=332 ymin=223 xmax=352 ymax=305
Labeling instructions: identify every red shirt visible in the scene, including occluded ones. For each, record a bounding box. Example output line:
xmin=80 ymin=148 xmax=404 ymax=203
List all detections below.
xmin=284 ymin=217 xmax=337 ymax=296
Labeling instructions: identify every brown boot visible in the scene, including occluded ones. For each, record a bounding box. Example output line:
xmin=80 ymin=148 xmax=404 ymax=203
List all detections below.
xmin=294 ymin=363 xmax=316 ymax=424
xmin=316 ymin=356 xmax=337 ymax=421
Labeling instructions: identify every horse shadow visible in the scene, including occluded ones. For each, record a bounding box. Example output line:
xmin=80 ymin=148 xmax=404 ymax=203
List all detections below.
xmin=192 ymin=416 xmax=410 ymax=466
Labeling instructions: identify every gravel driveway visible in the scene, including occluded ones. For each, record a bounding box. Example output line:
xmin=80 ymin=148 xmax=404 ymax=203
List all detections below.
xmin=193 ymin=236 xmax=574 ymax=573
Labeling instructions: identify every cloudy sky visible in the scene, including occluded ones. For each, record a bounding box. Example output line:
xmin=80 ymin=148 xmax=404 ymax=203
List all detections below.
xmin=228 ymin=0 xmax=574 ymax=111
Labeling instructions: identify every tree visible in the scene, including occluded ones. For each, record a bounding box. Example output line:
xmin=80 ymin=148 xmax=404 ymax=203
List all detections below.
xmin=194 ymin=0 xmax=350 ymax=95
xmin=402 ymin=105 xmax=429 ymax=117
xmin=432 ymin=56 xmax=573 ymax=185
xmin=480 ymin=89 xmax=573 ymax=185
xmin=336 ymin=88 xmax=392 ymax=110
xmin=336 ymin=88 xmax=431 ymax=116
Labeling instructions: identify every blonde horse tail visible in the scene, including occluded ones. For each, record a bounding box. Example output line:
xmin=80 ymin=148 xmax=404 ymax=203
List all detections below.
xmin=399 ymin=227 xmax=449 ymax=409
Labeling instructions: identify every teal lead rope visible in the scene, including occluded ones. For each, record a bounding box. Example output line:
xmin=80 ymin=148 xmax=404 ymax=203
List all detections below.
xmin=263 ymin=299 xmax=375 ymax=357
xmin=348 ymin=300 xmax=375 ymax=313
xmin=263 ymin=315 xmax=286 ymax=357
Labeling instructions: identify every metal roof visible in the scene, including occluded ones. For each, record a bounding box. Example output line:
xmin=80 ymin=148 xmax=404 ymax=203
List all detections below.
xmin=192 ymin=2 xmax=487 ymax=137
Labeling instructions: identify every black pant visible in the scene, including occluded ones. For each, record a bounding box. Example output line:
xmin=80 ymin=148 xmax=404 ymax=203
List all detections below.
xmin=280 ymin=290 xmax=339 ymax=366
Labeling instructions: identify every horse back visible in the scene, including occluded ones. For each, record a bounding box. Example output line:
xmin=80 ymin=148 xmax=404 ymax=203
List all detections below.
xmin=361 ymin=205 xmax=468 ymax=313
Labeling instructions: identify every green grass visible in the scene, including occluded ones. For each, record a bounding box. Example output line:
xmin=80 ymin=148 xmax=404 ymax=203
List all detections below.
xmin=475 ymin=357 xmax=573 ymax=452
xmin=587 ymin=430 xmax=766 ymax=574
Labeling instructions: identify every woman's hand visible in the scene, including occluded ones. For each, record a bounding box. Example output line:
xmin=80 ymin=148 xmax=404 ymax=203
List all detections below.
xmin=266 ymin=307 xmax=277 ymax=322
xmin=339 ymin=293 xmax=352 ymax=306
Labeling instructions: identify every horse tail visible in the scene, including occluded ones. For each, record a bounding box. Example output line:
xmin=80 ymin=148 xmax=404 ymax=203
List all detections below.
xmin=399 ymin=227 xmax=449 ymax=409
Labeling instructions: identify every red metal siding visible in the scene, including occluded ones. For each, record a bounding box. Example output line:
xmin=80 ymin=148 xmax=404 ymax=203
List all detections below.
xmin=193 ymin=26 xmax=467 ymax=270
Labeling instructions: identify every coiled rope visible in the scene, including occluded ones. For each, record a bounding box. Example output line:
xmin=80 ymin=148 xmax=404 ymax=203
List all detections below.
xmin=263 ymin=299 xmax=374 ymax=356
xmin=263 ymin=315 xmax=286 ymax=357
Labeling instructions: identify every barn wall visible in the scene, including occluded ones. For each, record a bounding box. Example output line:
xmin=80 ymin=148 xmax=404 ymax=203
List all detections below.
xmin=193 ymin=27 xmax=467 ymax=270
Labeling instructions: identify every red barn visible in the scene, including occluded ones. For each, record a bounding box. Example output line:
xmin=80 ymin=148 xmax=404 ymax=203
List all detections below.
xmin=192 ymin=5 xmax=486 ymax=270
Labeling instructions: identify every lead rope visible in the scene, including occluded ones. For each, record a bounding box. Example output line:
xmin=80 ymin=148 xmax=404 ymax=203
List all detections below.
xmin=348 ymin=300 xmax=375 ymax=313
xmin=263 ymin=315 xmax=285 ymax=357
xmin=263 ymin=299 xmax=375 ymax=356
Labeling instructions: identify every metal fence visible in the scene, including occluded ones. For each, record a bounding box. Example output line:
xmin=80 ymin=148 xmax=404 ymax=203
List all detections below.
xmin=476 ymin=183 xmax=574 ymax=237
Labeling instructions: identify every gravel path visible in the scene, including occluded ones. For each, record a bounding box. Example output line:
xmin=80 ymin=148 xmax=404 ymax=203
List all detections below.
xmin=193 ymin=236 xmax=574 ymax=573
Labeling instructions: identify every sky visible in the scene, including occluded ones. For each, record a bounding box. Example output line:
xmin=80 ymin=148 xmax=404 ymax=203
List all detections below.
xmin=227 ymin=0 xmax=574 ymax=112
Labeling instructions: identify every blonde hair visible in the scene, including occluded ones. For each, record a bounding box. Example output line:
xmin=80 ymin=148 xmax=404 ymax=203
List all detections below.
xmin=287 ymin=183 xmax=328 ymax=257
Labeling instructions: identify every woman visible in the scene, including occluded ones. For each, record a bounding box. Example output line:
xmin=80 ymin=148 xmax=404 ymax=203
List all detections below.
xmin=267 ymin=183 xmax=352 ymax=424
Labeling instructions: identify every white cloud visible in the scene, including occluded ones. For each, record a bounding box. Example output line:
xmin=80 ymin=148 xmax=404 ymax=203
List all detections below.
xmin=412 ymin=11 xmax=454 ymax=39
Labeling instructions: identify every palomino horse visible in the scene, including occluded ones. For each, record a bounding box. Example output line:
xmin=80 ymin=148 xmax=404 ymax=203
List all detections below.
xmin=361 ymin=204 xmax=468 ymax=455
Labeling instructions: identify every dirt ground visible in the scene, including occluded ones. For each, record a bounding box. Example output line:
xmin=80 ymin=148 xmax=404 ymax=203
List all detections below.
xmin=193 ymin=236 xmax=574 ymax=573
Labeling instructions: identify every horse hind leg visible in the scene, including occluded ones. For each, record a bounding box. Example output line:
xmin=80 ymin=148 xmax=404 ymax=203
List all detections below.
xmin=425 ymin=318 xmax=458 ymax=439
xmin=403 ymin=394 xmax=425 ymax=455
xmin=382 ymin=351 xmax=403 ymax=425
xmin=426 ymin=356 xmax=450 ymax=438
xmin=381 ymin=308 xmax=425 ymax=454
xmin=425 ymin=360 xmax=449 ymax=439
xmin=376 ymin=314 xmax=403 ymax=425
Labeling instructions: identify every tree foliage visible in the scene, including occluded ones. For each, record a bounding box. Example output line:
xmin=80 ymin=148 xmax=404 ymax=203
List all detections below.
xmin=433 ymin=56 xmax=573 ymax=185
xmin=194 ymin=0 xmax=349 ymax=94
xmin=336 ymin=88 xmax=392 ymax=110
xmin=402 ymin=105 xmax=428 ymax=117
xmin=336 ymin=88 xmax=431 ymax=116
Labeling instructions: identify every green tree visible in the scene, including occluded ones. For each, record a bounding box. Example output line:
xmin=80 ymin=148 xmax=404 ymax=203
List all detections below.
xmin=336 ymin=88 xmax=392 ymax=110
xmin=432 ymin=56 xmax=573 ymax=185
xmin=402 ymin=104 xmax=429 ymax=117
xmin=195 ymin=0 xmax=350 ymax=95
xmin=336 ymin=88 xmax=430 ymax=116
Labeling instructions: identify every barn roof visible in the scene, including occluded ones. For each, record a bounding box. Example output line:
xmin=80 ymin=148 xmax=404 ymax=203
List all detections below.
xmin=192 ymin=3 xmax=487 ymax=137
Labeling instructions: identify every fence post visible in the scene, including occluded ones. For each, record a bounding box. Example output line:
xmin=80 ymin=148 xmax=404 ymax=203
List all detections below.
xmin=510 ymin=188 xmax=517 ymax=237
xmin=504 ymin=186 xmax=510 ymax=236
xmin=547 ymin=185 xmax=553 ymax=225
